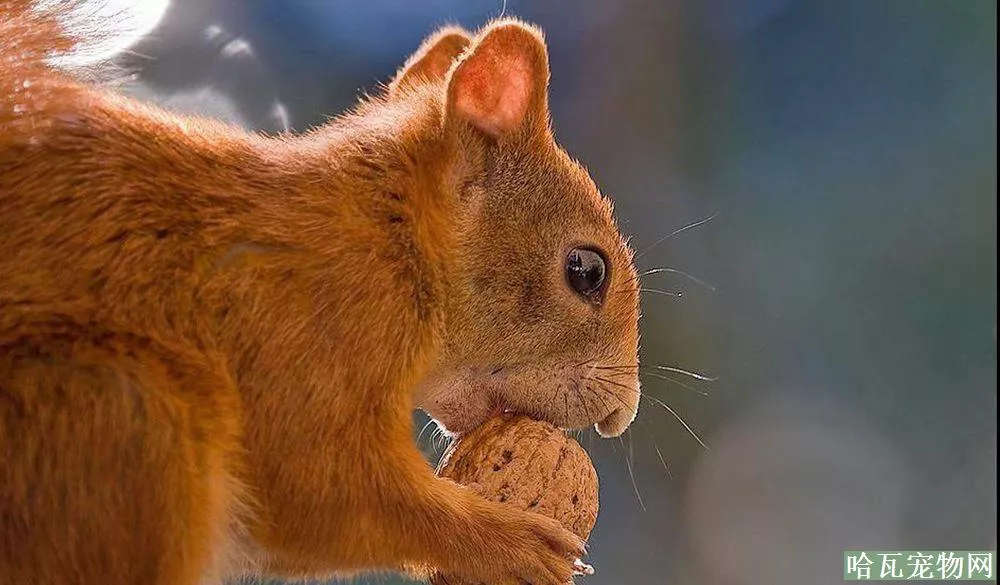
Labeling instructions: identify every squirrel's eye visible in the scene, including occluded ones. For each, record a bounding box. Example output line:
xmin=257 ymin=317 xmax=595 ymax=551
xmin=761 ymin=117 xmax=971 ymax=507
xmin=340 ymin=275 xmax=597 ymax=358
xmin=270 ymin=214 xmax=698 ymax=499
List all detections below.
xmin=566 ymin=248 xmax=607 ymax=301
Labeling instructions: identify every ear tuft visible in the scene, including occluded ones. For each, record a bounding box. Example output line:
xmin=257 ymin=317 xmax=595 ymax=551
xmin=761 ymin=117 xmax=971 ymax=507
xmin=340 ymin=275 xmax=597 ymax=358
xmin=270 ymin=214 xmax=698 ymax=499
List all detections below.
xmin=389 ymin=26 xmax=472 ymax=96
xmin=446 ymin=19 xmax=550 ymax=139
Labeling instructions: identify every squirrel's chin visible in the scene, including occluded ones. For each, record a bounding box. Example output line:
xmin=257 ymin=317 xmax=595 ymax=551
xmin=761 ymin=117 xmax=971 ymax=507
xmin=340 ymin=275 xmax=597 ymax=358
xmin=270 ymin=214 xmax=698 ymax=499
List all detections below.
xmin=416 ymin=390 xmax=501 ymax=438
xmin=424 ymin=409 xmax=491 ymax=438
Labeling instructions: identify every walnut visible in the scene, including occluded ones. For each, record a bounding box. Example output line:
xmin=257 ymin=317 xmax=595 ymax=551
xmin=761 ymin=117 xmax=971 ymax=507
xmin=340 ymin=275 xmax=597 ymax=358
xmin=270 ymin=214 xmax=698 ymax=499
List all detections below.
xmin=431 ymin=415 xmax=599 ymax=584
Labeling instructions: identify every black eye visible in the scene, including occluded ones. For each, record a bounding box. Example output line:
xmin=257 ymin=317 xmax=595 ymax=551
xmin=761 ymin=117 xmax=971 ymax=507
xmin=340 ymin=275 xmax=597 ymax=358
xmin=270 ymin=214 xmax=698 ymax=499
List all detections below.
xmin=566 ymin=248 xmax=607 ymax=300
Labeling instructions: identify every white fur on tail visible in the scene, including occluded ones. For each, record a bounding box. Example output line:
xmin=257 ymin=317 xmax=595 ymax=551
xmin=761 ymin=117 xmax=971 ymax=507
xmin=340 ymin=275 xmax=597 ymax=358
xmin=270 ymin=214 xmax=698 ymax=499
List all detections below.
xmin=33 ymin=0 xmax=169 ymax=69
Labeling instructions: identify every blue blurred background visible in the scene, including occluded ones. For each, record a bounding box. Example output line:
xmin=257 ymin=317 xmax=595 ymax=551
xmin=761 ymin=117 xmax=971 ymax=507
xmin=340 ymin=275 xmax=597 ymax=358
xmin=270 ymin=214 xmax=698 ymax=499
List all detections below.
xmin=121 ymin=1 xmax=997 ymax=583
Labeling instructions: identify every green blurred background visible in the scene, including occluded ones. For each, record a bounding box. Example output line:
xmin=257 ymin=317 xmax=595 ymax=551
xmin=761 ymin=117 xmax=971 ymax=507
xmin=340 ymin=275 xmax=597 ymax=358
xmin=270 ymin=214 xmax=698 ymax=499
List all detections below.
xmin=122 ymin=1 xmax=996 ymax=583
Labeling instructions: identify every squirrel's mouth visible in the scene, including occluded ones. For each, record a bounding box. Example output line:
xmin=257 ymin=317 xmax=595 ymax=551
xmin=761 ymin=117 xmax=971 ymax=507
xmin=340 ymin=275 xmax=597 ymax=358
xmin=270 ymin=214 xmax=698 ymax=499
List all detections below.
xmin=415 ymin=363 xmax=640 ymax=439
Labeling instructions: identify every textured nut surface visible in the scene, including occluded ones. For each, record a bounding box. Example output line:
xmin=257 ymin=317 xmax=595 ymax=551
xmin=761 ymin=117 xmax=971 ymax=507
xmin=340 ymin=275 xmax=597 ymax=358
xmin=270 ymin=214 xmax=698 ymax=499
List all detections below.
xmin=431 ymin=415 xmax=599 ymax=584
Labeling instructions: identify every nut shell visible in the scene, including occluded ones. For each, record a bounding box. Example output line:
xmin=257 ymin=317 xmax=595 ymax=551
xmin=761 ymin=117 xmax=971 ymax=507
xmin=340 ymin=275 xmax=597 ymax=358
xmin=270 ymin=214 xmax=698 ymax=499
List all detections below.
xmin=431 ymin=415 xmax=599 ymax=584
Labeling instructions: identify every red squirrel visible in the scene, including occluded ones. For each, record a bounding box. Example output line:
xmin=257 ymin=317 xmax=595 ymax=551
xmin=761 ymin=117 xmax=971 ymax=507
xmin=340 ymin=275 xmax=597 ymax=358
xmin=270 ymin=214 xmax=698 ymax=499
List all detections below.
xmin=0 ymin=2 xmax=641 ymax=584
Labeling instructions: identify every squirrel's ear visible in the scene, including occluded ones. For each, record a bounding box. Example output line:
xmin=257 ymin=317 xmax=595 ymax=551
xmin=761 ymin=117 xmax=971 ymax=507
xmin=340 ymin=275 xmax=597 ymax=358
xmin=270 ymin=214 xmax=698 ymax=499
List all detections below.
xmin=445 ymin=20 xmax=550 ymax=139
xmin=388 ymin=26 xmax=472 ymax=96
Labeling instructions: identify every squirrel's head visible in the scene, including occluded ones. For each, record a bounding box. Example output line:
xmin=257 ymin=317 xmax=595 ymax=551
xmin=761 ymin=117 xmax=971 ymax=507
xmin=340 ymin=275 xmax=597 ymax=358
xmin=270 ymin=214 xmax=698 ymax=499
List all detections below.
xmin=389 ymin=20 xmax=640 ymax=438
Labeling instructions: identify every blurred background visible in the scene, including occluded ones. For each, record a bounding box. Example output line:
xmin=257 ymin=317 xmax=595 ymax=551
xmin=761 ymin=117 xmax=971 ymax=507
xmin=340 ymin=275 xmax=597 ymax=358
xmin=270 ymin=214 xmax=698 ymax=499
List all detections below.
xmin=118 ymin=1 xmax=996 ymax=584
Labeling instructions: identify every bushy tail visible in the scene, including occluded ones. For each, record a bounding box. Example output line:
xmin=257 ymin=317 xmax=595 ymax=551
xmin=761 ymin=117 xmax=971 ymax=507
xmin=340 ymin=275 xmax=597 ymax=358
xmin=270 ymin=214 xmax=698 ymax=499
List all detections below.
xmin=1 ymin=0 xmax=168 ymax=77
xmin=1 ymin=1 xmax=71 ymax=82
xmin=1 ymin=0 xmax=167 ymax=132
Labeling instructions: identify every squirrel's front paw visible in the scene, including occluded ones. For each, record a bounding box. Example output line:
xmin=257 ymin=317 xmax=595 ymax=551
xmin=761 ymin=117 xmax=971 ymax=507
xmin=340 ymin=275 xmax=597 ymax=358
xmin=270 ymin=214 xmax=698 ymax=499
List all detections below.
xmin=439 ymin=502 xmax=587 ymax=585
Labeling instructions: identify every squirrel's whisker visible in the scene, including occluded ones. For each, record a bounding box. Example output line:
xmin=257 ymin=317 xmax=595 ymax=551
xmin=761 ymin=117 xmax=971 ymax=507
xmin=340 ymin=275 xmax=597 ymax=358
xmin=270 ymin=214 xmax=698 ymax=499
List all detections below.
xmin=639 ymin=394 xmax=708 ymax=450
xmin=641 ymin=421 xmax=675 ymax=480
xmin=620 ymin=432 xmax=645 ymax=511
xmin=594 ymin=375 xmax=637 ymax=394
xmin=638 ymin=288 xmax=684 ymax=298
xmin=638 ymin=267 xmax=716 ymax=292
xmin=635 ymin=212 xmax=719 ymax=258
xmin=641 ymin=372 xmax=709 ymax=396
xmin=645 ymin=364 xmax=717 ymax=381
xmin=594 ymin=363 xmax=717 ymax=383
xmin=417 ymin=418 xmax=436 ymax=445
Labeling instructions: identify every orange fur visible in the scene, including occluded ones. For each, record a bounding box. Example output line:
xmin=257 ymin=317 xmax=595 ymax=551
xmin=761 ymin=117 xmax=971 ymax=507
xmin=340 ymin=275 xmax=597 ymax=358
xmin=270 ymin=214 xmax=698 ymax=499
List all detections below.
xmin=0 ymin=3 xmax=640 ymax=584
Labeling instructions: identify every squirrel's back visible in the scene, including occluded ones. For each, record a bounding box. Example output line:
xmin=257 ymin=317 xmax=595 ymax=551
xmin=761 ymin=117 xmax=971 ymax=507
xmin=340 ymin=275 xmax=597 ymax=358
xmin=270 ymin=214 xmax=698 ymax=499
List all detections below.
xmin=1 ymin=2 xmax=337 ymax=344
